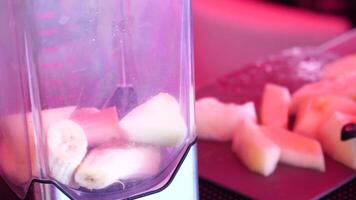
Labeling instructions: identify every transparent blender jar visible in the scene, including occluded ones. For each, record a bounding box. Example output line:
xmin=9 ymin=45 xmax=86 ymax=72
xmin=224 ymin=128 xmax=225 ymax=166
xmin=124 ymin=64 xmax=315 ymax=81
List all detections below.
xmin=0 ymin=0 xmax=195 ymax=199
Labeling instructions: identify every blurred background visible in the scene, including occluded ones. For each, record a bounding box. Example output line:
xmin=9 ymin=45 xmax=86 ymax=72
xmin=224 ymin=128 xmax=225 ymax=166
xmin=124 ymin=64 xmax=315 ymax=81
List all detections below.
xmin=193 ymin=0 xmax=354 ymax=88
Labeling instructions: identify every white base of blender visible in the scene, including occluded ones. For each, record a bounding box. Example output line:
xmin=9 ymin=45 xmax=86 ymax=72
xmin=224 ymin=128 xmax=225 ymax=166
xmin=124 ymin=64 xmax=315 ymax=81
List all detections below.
xmin=32 ymin=145 xmax=199 ymax=200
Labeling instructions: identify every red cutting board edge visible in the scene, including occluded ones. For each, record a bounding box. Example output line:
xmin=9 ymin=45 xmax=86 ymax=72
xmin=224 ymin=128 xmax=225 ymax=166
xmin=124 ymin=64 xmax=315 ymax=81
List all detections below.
xmin=197 ymin=141 xmax=355 ymax=200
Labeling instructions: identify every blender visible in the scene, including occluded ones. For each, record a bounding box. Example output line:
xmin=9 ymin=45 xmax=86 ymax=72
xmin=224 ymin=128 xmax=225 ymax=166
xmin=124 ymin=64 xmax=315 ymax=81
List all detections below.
xmin=0 ymin=0 xmax=197 ymax=199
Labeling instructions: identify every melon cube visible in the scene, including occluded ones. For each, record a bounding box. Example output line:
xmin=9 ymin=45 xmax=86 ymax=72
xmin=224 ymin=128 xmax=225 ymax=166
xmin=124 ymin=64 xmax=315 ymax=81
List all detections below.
xmin=71 ymin=107 xmax=124 ymax=147
xmin=321 ymin=54 xmax=356 ymax=80
xmin=319 ymin=112 xmax=356 ymax=169
xmin=294 ymin=95 xmax=356 ymax=138
xmin=232 ymin=120 xmax=280 ymax=176
xmin=120 ymin=93 xmax=187 ymax=146
xmin=196 ymin=97 xmax=256 ymax=141
xmin=261 ymin=126 xmax=325 ymax=171
xmin=261 ymin=83 xmax=291 ymax=128
xmin=290 ymin=75 xmax=356 ymax=113
xmin=290 ymin=81 xmax=333 ymax=113
xmin=0 ymin=114 xmax=33 ymax=183
xmin=70 ymin=107 xmax=100 ymax=119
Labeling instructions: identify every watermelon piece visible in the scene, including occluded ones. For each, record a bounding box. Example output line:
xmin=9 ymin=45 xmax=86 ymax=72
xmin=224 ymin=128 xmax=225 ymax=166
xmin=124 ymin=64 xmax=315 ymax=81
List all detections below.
xmin=0 ymin=141 xmax=31 ymax=184
xmin=261 ymin=126 xmax=325 ymax=171
xmin=0 ymin=114 xmax=33 ymax=184
xmin=228 ymin=102 xmax=257 ymax=128
xmin=0 ymin=113 xmax=39 ymax=184
xmin=319 ymin=112 xmax=356 ymax=169
xmin=261 ymin=83 xmax=291 ymax=128
xmin=120 ymin=93 xmax=187 ymax=146
xmin=70 ymin=107 xmax=100 ymax=119
xmin=321 ymin=54 xmax=356 ymax=80
xmin=196 ymin=97 xmax=256 ymax=141
xmin=294 ymin=95 xmax=356 ymax=138
xmin=71 ymin=107 xmax=124 ymax=147
xmin=232 ymin=120 xmax=280 ymax=176
xmin=290 ymin=75 xmax=356 ymax=113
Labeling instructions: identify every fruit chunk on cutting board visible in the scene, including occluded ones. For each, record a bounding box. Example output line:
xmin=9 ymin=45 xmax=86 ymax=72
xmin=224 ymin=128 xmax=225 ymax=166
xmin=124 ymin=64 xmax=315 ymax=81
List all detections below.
xmin=232 ymin=120 xmax=281 ymax=176
xmin=294 ymin=95 xmax=356 ymax=139
xmin=261 ymin=126 xmax=325 ymax=171
xmin=320 ymin=54 xmax=356 ymax=80
xmin=260 ymin=83 xmax=291 ymax=128
xmin=290 ymin=75 xmax=356 ymax=113
xmin=319 ymin=112 xmax=356 ymax=170
xmin=195 ymin=97 xmax=256 ymax=141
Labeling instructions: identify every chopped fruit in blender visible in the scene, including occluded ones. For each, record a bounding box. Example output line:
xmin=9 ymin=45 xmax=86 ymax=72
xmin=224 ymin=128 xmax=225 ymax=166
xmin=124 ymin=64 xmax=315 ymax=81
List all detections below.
xmin=70 ymin=107 xmax=100 ymax=119
xmin=260 ymin=83 xmax=291 ymax=128
xmin=47 ymin=120 xmax=88 ymax=185
xmin=36 ymin=106 xmax=76 ymax=130
xmin=196 ymin=97 xmax=256 ymax=141
xmin=319 ymin=112 xmax=356 ymax=170
xmin=261 ymin=126 xmax=325 ymax=172
xmin=290 ymin=75 xmax=356 ymax=113
xmin=120 ymin=93 xmax=187 ymax=146
xmin=294 ymin=95 xmax=356 ymax=139
xmin=0 ymin=139 xmax=31 ymax=184
xmin=74 ymin=146 xmax=161 ymax=190
xmin=321 ymin=54 xmax=356 ymax=80
xmin=26 ymin=106 xmax=76 ymax=136
xmin=232 ymin=120 xmax=280 ymax=176
xmin=71 ymin=107 xmax=124 ymax=147
xmin=290 ymin=81 xmax=332 ymax=113
xmin=2 ymin=114 xmax=40 ymax=179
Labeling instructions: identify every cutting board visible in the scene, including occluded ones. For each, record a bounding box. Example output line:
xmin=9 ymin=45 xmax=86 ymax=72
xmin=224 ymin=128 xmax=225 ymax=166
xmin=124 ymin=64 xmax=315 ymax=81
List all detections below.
xmin=196 ymin=51 xmax=356 ymax=199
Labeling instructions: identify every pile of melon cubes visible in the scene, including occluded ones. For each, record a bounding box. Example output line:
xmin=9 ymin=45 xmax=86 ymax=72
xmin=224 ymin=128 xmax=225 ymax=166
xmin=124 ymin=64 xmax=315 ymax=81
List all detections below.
xmin=196 ymin=54 xmax=356 ymax=176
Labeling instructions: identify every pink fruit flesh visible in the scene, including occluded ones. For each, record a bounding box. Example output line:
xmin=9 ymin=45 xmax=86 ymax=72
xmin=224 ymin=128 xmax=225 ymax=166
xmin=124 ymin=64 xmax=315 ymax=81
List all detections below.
xmin=294 ymin=95 xmax=356 ymax=139
xmin=0 ymin=140 xmax=31 ymax=184
xmin=290 ymin=75 xmax=356 ymax=113
xmin=195 ymin=98 xmax=231 ymax=141
xmin=224 ymin=102 xmax=257 ymax=140
xmin=319 ymin=112 xmax=356 ymax=169
xmin=321 ymin=54 xmax=356 ymax=80
xmin=195 ymin=98 xmax=256 ymax=141
xmin=70 ymin=107 xmax=100 ymax=119
xmin=232 ymin=120 xmax=280 ymax=176
xmin=261 ymin=83 xmax=291 ymax=128
xmin=261 ymin=126 xmax=325 ymax=172
xmin=71 ymin=107 xmax=124 ymax=147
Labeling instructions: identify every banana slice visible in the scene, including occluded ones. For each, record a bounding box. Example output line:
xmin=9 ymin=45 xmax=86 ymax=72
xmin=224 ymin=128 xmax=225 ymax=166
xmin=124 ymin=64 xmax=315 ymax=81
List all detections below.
xmin=47 ymin=120 xmax=88 ymax=185
xmin=74 ymin=146 xmax=161 ymax=190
